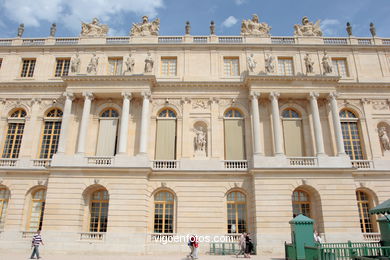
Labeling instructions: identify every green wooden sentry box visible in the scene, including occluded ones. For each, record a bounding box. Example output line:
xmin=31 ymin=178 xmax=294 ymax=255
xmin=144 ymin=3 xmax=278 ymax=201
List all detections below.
xmin=289 ymin=214 xmax=316 ymax=260
xmin=378 ymin=217 xmax=390 ymax=246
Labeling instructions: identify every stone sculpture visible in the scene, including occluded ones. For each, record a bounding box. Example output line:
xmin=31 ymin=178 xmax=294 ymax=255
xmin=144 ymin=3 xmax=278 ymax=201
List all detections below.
xmin=87 ymin=54 xmax=99 ymax=74
xmin=144 ymin=52 xmax=154 ymax=73
xmin=194 ymin=126 xmax=207 ymax=153
xmin=294 ymin=16 xmax=322 ymax=37
xmin=247 ymin=54 xmax=257 ymax=73
xmin=130 ymin=16 xmax=160 ymax=36
xmin=265 ymin=54 xmax=275 ymax=73
xmin=17 ymin=24 xmax=24 ymax=37
xmin=346 ymin=22 xmax=352 ymax=36
xmin=81 ymin=18 xmax=109 ymax=37
xmin=321 ymin=51 xmax=332 ymax=75
xmin=379 ymin=127 xmax=390 ymax=151
xmin=50 ymin=23 xmax=57 ymax=37
xmin=70 ymin=54 xmax=81 ymax=74
xmin=210 ymin=21 xmax=215 ymax=35
xmin=124 ymin=54 xmax=135 ymax=74
xmin=304 ymin=53 xmax=314 ymax=74
xmin=185 ymin=21 xmax=191 ymax=35
xmin=241 ymin=14 xmax=271 ymax=37
xmin=370 ymin=22 xmax=376 ymax=37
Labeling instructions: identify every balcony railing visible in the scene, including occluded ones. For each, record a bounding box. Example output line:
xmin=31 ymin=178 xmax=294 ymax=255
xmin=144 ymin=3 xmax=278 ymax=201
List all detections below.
xmin=32 ymin=159 xmax=51 ymax=167
xmin=22 ymin=39 xmax=45 ymax=46
xmin=363 ymin=233 xmax=381 ymax=242
xmin=158 ymin=36 xmax=183 ymax=43
xmin=87 ymin=156 xmax=113 ymax=166
xmin=106 ymin=37 xmax=130 ymax=44
xmin=218 ymin=36 xmax=243 ymax=43
xmin=193 ymin=36 xmax=208 ymax=43
xmin=55 ymin=38 xmax=79 ymax=45
xmin=152 ymin=160 xmax=179 ymax=169
xmin=323 ymin=37 xmax=348 ymax=45
xmin=288 ymin=157 xmax=318 ymax=167
xmin=271 ymin=37 xmax=295 ymax=44
xmin=0 ymin=39 xmax=12 ymax=46
xmin=383 ymin=39 xmax=390 ymax=45
xmin=351 ymin=160 xmax=374 ymax=169
xmin=0 ymin=159 xmax=18 ymax=167
xmin=80 ymin=232 xmax=105 ymax=241
xmin=223 ymin=160 xmax=248 ymax=169
xmin=358 ymin=38 xmax=372 ymax=45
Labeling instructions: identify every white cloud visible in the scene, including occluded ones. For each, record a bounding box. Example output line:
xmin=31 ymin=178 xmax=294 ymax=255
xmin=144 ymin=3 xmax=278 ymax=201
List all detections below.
xmin=222 ymin=16 xmax=238 ymax=28
xmin=234 ymin=0 xmax=245 ymax=5
xmin=321 ymin=19 xmax=341 ymax=36
xmin=1 ymin=0 xmax=164 ymax=32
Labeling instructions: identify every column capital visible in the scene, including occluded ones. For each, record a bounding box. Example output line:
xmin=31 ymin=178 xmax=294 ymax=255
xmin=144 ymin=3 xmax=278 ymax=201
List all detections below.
xmin=249 ymin=91 xmax=260 ymax=100
xmin=63 ymin=92 xmax=75 ymax=101
xmin=309 ymin=92 xmax=319 ymax=100
xmin=82 ymin=91 xmax=94 ymax=100
xmin=269 ymin=92 xmax=280 ymax=101
xmin=327 ymin=92 xmax=339 ymax=101
xmin=141 ymin=91 xmax=151 ymax=99
xmin=121 ymin=92 xmax=132 ymax=100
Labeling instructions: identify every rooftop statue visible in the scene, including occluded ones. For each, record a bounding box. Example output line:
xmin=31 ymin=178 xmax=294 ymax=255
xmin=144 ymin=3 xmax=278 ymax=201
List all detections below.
xmin=130 ymin=16 xmax=160 ymax=36
xmin=294 ymin=16 xmax=322 ymax=37
xmin=241 ymin=14 xmax=271 ymax=37
xmin=81 ymin=18 xmax=109 ymax=37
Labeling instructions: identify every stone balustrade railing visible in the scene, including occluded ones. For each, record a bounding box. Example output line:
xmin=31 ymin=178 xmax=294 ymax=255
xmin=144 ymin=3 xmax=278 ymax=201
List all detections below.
xmin=0 ymin=158 xmax=18 ymax=167
xmin=32 ymin=159 xmax=52 ymax=167
xmin=79 ymin=232 xmax=105 ymax=241
xmin=1 ymin=36 xmax=388 ymax=47
xmin=223 ymin=160 xmax=248 ymax=169
xmin=87 ymin=156 xmax=114 ymax=166
xmin=288 ymin=157 xmax=318 ymax=167
xmin=362 ymin=233 xmax=381 ymax=242
xmin=152 ymin=160 xmax=179 ymax=169
xmin=351 ymin=160 xmax=374 ymax=169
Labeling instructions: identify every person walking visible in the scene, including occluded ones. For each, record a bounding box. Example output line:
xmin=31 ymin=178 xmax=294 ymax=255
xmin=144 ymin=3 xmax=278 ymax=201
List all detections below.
xmin=236 ymin=232 xmax=246 ymax=258
xmin=244 ymin=233 xmax=253 ymax=258
xmin=30 ymin=230 xmax=44 ymax=259
xmin=187 ymin=235 xmax=199 ymax=259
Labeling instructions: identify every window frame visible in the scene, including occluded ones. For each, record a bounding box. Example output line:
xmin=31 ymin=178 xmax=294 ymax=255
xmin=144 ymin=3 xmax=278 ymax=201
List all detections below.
xmin=223 ymin=57 xmax=240 ymax=77
xmin=0 ymin=188 xmax=10 ymax=230
xmin=27 ymin=188 xmax=46 ymax=231
xmin=38 ymin=108 xmax=63 ymax=159
xmin=226 ymin=190 xmax=247 ymax=234
xmin=89 ymin=189 xmax=109 ymax=233
xmin=277 ymin=57 xmax=294 ymax=76
xmin=160 ymin=57 xmax=177 ymax=77
xmin=20 ymin=58 xmax=36 ymax=78
xmin=339 ymin=109 xmax=364 ymax=160
xmin=54 ymin=58 xmax=71 ymax=77
xmin=107 ymin=57 xmax=123 ymax=76
xmin=153 ymin=190 xmax=175 ymax=234
xmin=332 ymin=58 xmax=349 ymax=78
xmin=2 ymin=109 xmax=27 ymax=159
xmin=356 ymin=190 xmax=377 ymax=233
xmin=292 ymin=189 xmax=311 ymax=218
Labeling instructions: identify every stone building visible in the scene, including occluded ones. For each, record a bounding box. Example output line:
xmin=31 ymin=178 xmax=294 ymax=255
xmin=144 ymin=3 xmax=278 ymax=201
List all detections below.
xmin=0 ymin=16 xmax=389 ymax=256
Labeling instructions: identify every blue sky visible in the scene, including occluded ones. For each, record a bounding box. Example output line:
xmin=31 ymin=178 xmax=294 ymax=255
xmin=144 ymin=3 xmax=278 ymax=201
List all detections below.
xmin=0 ymin=0 xmax=389 ymax=38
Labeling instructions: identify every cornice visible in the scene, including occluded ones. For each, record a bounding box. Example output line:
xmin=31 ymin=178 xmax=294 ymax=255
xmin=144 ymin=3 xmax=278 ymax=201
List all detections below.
xmin=337 ymin=82 xmax=390 ymax=89
xmin=156 ymin=81 xmax=244 ymax=88
xmin=0 ymin=81 xmax=65 ymax=88
xmin=245 ymin=74 xmax=340 ymax=84
xmin=62 ymin=75 xmax=157 ymax=85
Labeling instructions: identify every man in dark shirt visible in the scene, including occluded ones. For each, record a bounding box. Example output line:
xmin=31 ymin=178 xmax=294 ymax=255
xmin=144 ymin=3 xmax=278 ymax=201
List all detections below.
xmin=30 ymin=230 xmax=44 ymax=259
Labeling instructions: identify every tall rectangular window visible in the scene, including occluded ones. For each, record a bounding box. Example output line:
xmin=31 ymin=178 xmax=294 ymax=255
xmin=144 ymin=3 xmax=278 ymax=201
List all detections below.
xmin=54 ymin=58 xmax=70 ymax=77
xmin=332 ymin=58 xmax=349 ymax=78
xmin=223 ymin=57 xmax=239 ymax=77
xmin=20 ymin=59 xmax=36 ymax=77
xmin=161 ymin=57 xmax=177 ymax=76
xmin=278 ymin=57 xmax=294 ymax=76
xmin=108 ymin=58 xmax=123 ymax=75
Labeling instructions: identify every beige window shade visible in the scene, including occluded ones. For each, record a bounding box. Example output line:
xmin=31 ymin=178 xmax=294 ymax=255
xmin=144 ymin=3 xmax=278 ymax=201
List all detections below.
xmin=96 ymin=119 xmax=118 ymax=156
xmin=283 ymin=119 xmax=304 ymax=156
xmin=224 ymin=119 xmax=245 ymax=160
xmin=155 ymin=119 xmax=176 ymax=160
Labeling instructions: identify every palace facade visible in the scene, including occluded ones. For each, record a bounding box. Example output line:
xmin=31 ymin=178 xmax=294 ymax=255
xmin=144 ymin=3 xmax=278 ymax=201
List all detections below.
xmin=0 ymin=16 xmax=390 ymax=256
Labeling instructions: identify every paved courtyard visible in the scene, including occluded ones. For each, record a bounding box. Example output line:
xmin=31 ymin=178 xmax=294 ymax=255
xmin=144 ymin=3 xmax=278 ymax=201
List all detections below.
xmin=0 ymin=251 xmax=284 ymax=260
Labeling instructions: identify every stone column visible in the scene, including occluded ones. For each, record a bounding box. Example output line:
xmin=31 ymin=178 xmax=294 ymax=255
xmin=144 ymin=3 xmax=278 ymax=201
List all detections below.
xmin=250 ymin=92 xmax=263 ymax=155
xmin=269 ymin=92 xmax=284 ymax=156
xmin=328 ymin=93 xmax=346 ymax=156
xmin=139 ymin=91 xmax=151 ymax=155
xmin=76 ymin=92 xmax=93 ymax=155
xmin=309 ymin=92 xmax=325 ymax=156
xmin=118 ymin=92 xmax=132 ymax=155
xmin=57 ymin=92 xmax=74 ymax=154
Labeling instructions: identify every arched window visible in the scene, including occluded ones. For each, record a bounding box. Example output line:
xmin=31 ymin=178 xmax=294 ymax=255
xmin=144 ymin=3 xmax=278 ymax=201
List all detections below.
xmin=356 ymin=190 xmax=376 ymax=233
xmin=282 ymin=108 xmax=304 ymax=156
xmin=339 ymin=109 xmax=364 ymax=160
xmin=96 ymin=108 xmax=119 ymax=156
xmin=89 ymin=189 xmax=109 ymax=232
xmin=27 ymin=189 xmax=46 ymax=231
xmin=292 ymin=190 xmax=311 ymax=218
xmin=39 ymin=108 xmax=63 ymax=159
xmin=155 ymin=108 xmax=177 ymax=160
xmin=2 ymin=109 xmax=26 ymax=158
xmin=224 ymin=108 xmax=246 ymax=160
xmin=0 ymin=188 xmax=10 ymax=230
xmin=227 ymin=191 xmax=247 ymax=234
xmin=154 ymin=191 xmax=174 ymax=233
